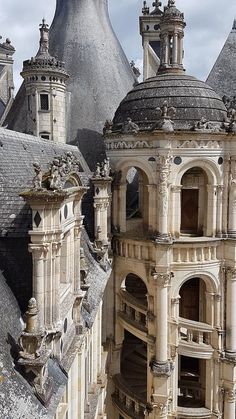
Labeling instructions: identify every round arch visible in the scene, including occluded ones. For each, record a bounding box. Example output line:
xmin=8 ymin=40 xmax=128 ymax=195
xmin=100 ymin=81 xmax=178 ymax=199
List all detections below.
xmin=115 ymin=158 xmax=156 ymax=185
xmin=116 ymin=268 xmax=151 ymax=294
xmin=173 ymin=158 xmax=221 ymax=186
xmin=172 ymin=271 xmax=219 ymax=299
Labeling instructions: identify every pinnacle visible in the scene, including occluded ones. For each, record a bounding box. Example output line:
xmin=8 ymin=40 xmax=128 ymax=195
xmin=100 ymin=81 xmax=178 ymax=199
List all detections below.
xmin=232 ymin=18 xmax=236 ymax=31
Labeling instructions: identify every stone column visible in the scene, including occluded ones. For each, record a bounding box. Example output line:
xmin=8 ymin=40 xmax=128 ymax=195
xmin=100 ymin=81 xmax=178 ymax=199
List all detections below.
xmin=162 ymin=33 xmax=169 ymax=66
xmin=207 ymin=184 xmax=217 ymax=236
xmin=157 ymin=154 xmax=172 ymax=241
xmin=216 ymin=186 xmax=223 ymax=237
xmin=52 ymin=241 xmax=62 ymax=325
xmin=228 ymin=157 xmax=236 ymax=236
xmin=118 ymin=183 xmax=126 ymax=232
xmin=224 ymin=389 xmax=236 ymax=419
xmin=173 ymin=32 xmax=178 ymax=64
xmin=151 ymin=271 xmax=173 ymax=376
xmin=92 ymin=174 xmax=111 ymax=243
xmin=178 ymin=34 xmax=184 ymax=65
xmin=29 ymin=243 xmax=49 ymax=327
xmin=226 ymin=268 xmax=236 ymax=356
xmin=170 ymin=185 xmax=181 ymax=237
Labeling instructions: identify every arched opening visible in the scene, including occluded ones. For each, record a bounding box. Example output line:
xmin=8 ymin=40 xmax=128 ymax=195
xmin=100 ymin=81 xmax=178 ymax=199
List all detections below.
xmin=120 ymin=274 xmax=148 ymax=330
xmin=121 ymin=330 xmax=147 ymax=405
xmin=126 ymin=167 xmax=149 ymax=233
xmin=178 ymin=355 xmax=206 ymax=408
xmin=180 ymin=167 xmax=208 ymax=236
xmin=179 ymin=278 xmax=206 ymax=323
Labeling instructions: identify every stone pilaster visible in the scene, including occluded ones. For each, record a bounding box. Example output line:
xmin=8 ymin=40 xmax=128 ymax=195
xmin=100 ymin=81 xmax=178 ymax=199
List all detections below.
xmin=226 ymin=267 xmax=236 ymax=356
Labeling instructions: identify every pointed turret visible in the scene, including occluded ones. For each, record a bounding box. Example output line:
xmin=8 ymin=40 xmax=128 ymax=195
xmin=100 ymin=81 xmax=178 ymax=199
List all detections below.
xmin=49 ymin=0 xmax=135 ymax=167
xmin=158 ymin=0 xmax=186 ymax=74
xmin=207 ymin=19 xmax=236 ymax=100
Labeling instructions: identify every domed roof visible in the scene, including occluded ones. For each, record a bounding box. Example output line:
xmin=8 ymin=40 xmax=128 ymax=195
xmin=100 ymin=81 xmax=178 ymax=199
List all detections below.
xmin=113 ymin=73 xmax=227 ymax=132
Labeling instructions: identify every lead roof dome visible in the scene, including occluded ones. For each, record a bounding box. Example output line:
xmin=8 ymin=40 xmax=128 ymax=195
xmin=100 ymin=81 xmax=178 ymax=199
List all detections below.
xmin=112 ymin=73 xmax=227 ymax=132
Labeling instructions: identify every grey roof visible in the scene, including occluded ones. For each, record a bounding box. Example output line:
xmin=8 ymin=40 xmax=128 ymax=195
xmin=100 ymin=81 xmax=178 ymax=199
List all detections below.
xmin=0 ymin=270 xmax=67 ymax=419
xmin=113 ymin=73 xmax=227 ymax=131
xmin=5 ymin=0 xmax=135 ymax=169
xmin=0 ymin=128 xmax=91 ymax=237
xmin=206 ymin=21 xmax=236 ymax=99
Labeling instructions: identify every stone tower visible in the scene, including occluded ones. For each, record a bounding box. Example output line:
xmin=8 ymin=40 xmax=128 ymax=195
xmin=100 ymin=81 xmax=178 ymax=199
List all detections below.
xmin=21 ymin=20 xmax=69 ymax=143
xmin=49 ymin=0 xmax=135 ymax=167
xmin=103 ymin=1 xmax=236 ymax=418
xmin=139 ymin=1 xmax=162 ymax=80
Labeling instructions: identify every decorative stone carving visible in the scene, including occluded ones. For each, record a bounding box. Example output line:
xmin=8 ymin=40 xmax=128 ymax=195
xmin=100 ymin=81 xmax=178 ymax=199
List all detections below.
xmin=152 ymin=271 xmax=171 ymax=287
xmin=122 ymin=117 xmax=140 ymax=134
xmin=225 ymin=388 xmax=236 ymax=403
xmin=226 ymin=267 xmax=236 ymax=280
xmin=130 ymin=60 xmax=141 ymax=81
xmin=177 ymin=139 xmax=222 ymax=149
xmin=152 ymin=101 xmax=176 ymax=132
xmin=106 ymin=139 xmax=152 ymax=150
xmin=150 ymin=359 xmax=174 ymax=377
xmin=142 ymin=1 xmax=150 ymax=15
xmin=33 ymin=162 xmax=43 ymax=189
xmin=103 ymin=119 xmax=113 ymax=135
xmin=153 ymin=402 xmax=168 ymax=417
xmin=93 ymin=158 xmax=111 ymax=178
xmin=158 ymin=153 xmax=172 ymax=218
xmin=17 ymin=298 xmax=53 ymax=405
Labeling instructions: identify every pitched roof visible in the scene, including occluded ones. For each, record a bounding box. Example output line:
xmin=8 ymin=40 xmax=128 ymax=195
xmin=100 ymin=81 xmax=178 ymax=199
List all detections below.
xmin=0 ymin=128 xmax=90 ymax=237
xmin=206 ymin=20 xmax=236 ymax=99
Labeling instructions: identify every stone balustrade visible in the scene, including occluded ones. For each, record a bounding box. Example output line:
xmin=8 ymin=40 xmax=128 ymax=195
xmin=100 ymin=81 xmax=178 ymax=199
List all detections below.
xmin=112 ymin=374 xmax=146 ymax=419
xmin=119 ymin=289 xmax=147 ymax=327
xmin=114 ymin=237 xmax=154 ymax=262
xmin=172 ymin=241 xmax=220 ymax=264
xmin=178 ymin=318 xmax=214 ymax=359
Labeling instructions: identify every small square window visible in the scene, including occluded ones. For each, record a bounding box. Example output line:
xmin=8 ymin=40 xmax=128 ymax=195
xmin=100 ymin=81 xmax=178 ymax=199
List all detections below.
xmin=40 ymin=133 xmax=50 ymax=140
xmin=40 ymin=94 xmax=49 ymax=111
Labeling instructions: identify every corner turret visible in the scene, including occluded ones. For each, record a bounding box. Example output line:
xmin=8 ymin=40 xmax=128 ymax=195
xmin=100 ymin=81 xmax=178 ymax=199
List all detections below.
xmin=21 ymin=20 xmax=69 ymax=143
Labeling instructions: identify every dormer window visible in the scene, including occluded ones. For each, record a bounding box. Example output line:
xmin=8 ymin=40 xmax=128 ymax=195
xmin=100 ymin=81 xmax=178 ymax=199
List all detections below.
xmin=40 ymin=131 xmax=50 ymax=140
xmin=40 ymin=94 xmax=49 ymax=111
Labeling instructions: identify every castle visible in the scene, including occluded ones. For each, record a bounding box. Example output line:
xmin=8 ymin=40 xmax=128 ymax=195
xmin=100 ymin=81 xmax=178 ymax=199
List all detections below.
xmin=0 ymin=1 xmax=236 ymax=418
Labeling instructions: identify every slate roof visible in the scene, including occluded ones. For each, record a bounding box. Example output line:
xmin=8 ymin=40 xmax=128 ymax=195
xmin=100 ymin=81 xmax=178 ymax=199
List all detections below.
xmin=0 ymin=270 xmax=67 ymax=419
xmin=113 ymin=73 xmax=227 ymax=131
xmin=207 ymin=21 xmax=236 ymax=99
xmin=0 ymin=128 xmax=91 ymax=237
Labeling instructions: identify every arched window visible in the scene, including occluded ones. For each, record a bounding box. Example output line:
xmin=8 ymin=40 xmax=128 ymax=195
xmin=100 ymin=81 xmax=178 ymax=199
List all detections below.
xmin=179 ymin=278 xmax=206 ymax=323
xmin=180 ymin=167 xmax=208 ymax=236
xmin=125 ymin=167 xmax=149 ymax=233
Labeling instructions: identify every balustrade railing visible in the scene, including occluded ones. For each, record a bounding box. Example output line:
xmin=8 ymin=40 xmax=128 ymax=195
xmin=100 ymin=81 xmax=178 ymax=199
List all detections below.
xmin=172 ymin=242 xmax=219 ymax=264
xmin=114 ymin=238 xmax=153 ymax=262
xmin=112 ymin=374 xmax=146 ymax=419
xmin=119 ymin=290 xmax=147 ymax=330
xmin=179 ymin=318 xmax=213 ymax=346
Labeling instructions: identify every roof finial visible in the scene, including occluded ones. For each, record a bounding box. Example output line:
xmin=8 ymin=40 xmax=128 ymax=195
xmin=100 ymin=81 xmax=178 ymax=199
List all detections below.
xmin=36 ymin=18 xmax=50 ymax=58
xmin=233 ymin=18 xmax=236 ymax=31
xmin=168 ymin=0 xmax=175 ymax=6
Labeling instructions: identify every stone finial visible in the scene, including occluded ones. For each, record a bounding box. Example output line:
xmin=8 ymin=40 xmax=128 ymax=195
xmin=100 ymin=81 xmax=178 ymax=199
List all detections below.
xmin=33 ymin=162 xmax=43 ymax=189
xmin=142 ymin=1 xmax=150 ymax=15
xmin=130 ymin=60 xmax=141 ymax=81
xmin=122 ymin=117 xmax=140 ymax=134
xmin=36 ymin=18 xmax=50 ymax=58
xmin=17 ymin=298 xmax=53 ymax=405
xmin=103 ymin=119 xmax=113 ymax=134
xmin=93 ymin=159 xmax=111 ymax=178
xmin=152 ymin=101 xmax=176 ymax=132
xmin=232 ymin=18 xmax=236 ymax=31
xmin=167 ymin=0 xmax=175 ymax=7
xmin=152 ymin=1 xmax=162 ymax=12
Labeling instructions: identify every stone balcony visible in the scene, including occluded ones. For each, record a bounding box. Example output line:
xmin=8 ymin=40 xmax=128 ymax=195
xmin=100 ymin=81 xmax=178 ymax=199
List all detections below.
xmin=178 ymin=317 xmax=214 ymax=359
xmin=177 ymin=406 xmax=212 ymax=418
xmin=172 ymin=237 xmax=221 ymax=265
xmin=112 ymin=374 xmax=146 ymax=419
xmin=118 ymin=290 xmax=148 ymax=342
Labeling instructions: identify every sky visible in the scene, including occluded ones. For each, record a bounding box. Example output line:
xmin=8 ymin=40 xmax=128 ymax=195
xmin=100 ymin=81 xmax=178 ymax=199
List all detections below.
xmin=0 ymin=0 xmax=235 ymax=93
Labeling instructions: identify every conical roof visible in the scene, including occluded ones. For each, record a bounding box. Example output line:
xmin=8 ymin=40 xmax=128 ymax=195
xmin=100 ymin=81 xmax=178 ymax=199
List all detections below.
xmin=49 ymin=0 xmax=135 ymax=167
xmin=207 ymin=20 xmax=236 ymax=99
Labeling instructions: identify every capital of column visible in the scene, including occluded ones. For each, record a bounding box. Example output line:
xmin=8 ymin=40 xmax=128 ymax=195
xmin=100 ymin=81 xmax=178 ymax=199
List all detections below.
xmin=150 ymin=359 xmax=174 ymax=377
xmin=226 ymin=266 xmax=236 ymax=281
xmin=152 ymin=401 xmax=168 ymax=418
xmin=171 ymin=185 xmax=182 ymax=193
xmin=52 ymin=241 xmax=62 ymax=257
xmin=225 ymin=388 xmax=236 ymax=403
xmin=29 ymin=243 xmax=49 ymax=258
xmin=152 ymin=270 xmax=172 ymax=287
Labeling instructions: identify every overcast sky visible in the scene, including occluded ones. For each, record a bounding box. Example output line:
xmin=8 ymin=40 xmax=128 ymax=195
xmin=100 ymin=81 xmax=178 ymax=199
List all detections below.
xmin=0 ymin=0 xmax=235 ymax=92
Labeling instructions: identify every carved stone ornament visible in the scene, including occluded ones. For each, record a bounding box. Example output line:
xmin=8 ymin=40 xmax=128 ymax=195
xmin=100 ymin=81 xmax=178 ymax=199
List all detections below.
xmin=192 ymin=117 xmax=221 ymax=133
xmin=152 ymin=271 xmax=171 ymax=287
xmin=103 ymin=119 xmax=113 ymax=135
xmin=105 ymin=139 xmax=152 ymax=150
xmin=93 ymin=158 xmax=111 ymax=178
xmin=177 ymin=139 xmax=222 ymax=149
xmin=226 ymin=266 xmax=236 ymax=280
xmin=150 ymin=359 xmax=174 ymax=377
xmin=225 ymin=389 xmax=236 ymax=403
xmin=151 ymin=101 xmax=176 ymax=132
xmin=17 ymin=298 xmax=53 ymax=405
xmin=122 ymin=117 xmax=139 ymax=134
xmin=32 ymin=152 xmax=82 ymax=191
xmin=142 ymin=1 xmax=150 ymax=15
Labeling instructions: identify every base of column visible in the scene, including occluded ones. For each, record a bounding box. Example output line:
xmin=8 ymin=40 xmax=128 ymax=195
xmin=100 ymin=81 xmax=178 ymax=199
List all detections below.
xmin=225 ymin=350 xmax=236 ymax=359
xmin=155 ymin=233 xmax=172 ymax=244
xmin=227 ymin=230 xmax=236 ymax=239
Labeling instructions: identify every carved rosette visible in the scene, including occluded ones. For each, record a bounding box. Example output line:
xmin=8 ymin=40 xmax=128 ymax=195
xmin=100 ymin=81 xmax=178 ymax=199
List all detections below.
xmin=150 ymin=360 xmax=174 ymax=377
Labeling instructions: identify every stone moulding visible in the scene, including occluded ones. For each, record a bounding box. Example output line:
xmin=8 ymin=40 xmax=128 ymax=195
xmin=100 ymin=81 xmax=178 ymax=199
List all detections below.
xmin=150 ymin=359 xmax=174 ymax=377
xmin=105 ymin=139 xmax=153 ymax=150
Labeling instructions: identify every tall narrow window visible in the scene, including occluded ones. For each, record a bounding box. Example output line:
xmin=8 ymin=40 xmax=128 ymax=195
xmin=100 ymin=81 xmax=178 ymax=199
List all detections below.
xmin=40 ymin=94 xmax=49 ymax=111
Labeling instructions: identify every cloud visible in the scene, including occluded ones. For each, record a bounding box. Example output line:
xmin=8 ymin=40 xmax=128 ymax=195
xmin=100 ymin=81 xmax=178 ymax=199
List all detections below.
xmin=0 ymin=0 xmax=235 ymax=92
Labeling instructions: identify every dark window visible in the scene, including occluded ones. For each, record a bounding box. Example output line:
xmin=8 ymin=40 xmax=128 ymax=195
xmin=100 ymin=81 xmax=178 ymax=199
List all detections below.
xmin=40 ymin=94 xmax=49 ymax=110
xmin=40 ymin=132 xmax=50 ymax=140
